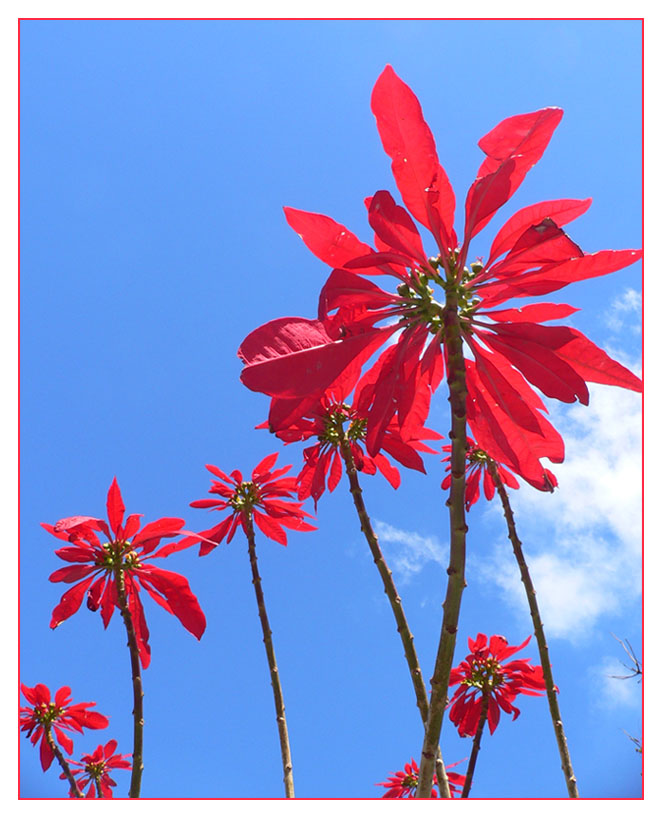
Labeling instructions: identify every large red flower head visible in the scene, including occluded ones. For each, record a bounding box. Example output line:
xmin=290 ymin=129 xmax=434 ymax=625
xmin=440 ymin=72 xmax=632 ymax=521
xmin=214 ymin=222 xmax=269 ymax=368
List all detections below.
xmin=20 ymin=683 xmax=109 ymax=772
xmin=448 ymin=634 xmax=546 ymax=737
xmin=238 ymin=66 xmax=641 ymax=492
xmin=441 ymin=437 xmax=557 ymax=509
xmin=62 ymin=739 xmax=132 ymax=798
xmin=377 ymin=757 xmax=465 ymax=798
xmin=187 ymin=452 xmax=317 ymax=551
xmin=42 ymin=478 xmax=207 ymax=668
xmin=264 ymin=379 xmax=442 ymax=507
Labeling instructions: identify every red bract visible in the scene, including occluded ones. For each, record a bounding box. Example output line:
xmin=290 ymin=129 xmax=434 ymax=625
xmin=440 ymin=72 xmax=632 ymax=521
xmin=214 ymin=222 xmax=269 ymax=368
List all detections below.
xmin=20 ymin=683 xmax=109 ymax=772
xmin=62 ymin=739 xmax=131 ymax=798
xmin=42 ymin=478 xmax=207 ymax=668
xmin=441 ymin=437 xmax=556 ymax=509
xmin=186 ymin=452 xmax=317 ymax=551
xmin=377 ymin=758 xmax=465 ymax=798
xmin=448 ymin=634 xmax=546 ymax=737
xmin=264 ymin=379 xmax=442 ymax=507
xmin=238 ymin=66 xmax=641 ymax=491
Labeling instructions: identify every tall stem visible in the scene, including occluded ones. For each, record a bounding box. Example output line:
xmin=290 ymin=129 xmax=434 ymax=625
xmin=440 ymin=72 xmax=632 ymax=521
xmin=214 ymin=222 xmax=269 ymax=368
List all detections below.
xmin=114 ymin=567 xmax=144 ymax=798
xmin=244 ymin=514 xmax=295 ymax=798
xmin=417 ymin=288 xmax=469 ymax=797
xmin=460 ymin=693 xmax=489 ymax=799
xmin=44 ymin=727 xmax=83 ymax=798
xmin=337 ymin=434 xmax=451 ymax=799
xmin=488 ymin=461 xmax=579 ymax=797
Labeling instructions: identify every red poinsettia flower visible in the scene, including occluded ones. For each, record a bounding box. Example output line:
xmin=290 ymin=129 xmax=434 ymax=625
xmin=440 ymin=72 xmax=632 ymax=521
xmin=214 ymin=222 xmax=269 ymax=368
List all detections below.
xmin=441 ymin=436 xmax=556 ymax=510
xmin=377 ymin=757 xmax=466 ymax=798
xmin=20 ymin=683 xmax=109 ymax=772
xmin=186 ymin=452 xmax=317 ymax=551
xmin=448 ymin=634 xmax=546 ymax=737
xmin=42 ymin=478 xmax=207 ymax=668
xmin=62 ymin=739 xmax=131 ymax=798
xmin=263 ymin=373 xmax=442 ymax=506
xmin=238 ymin=65 xmax=641 ymax=491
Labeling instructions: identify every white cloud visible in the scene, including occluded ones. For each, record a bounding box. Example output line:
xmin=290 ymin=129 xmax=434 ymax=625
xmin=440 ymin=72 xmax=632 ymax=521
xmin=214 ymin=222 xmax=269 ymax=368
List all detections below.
xmin=373 ymin=520 xmax=447 ymax=583
xmin=475 ymin=381 xmax=642 ymax=641
xmin=588 ymin=656 xmax=641 ymax=711
xmin=604 ymin=287 xmax=642 ymax=333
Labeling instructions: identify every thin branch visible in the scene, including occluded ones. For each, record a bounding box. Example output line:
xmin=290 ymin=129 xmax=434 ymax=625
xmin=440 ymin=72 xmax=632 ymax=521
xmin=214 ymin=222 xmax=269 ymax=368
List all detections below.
xmin=44 ymin=727 xmax=83 ymax=798
xmin=244 ymin=514 xmax=295 ymax=798
xmin=337 ymin=433 xmax=451 ymax=798
xmin=460 ymin=692 xmax=489 ymax=798
xmin=114 ymin=567 xmax=145 ymax=798
xmin=488 ymin=460 xmax=579 ymax=798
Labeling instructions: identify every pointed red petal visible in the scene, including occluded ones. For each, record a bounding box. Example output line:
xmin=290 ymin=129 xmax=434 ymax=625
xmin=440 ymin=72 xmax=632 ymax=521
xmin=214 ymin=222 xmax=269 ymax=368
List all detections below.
xmin=488 ymin=198 xmax=592 ymax=264
xmin=371 ymin=65 xmax=456 ymax=246
xmin=106 ymin=477 xmax=125 ymax=537
xmin=283 ymin=207 xmax=374 ymax=269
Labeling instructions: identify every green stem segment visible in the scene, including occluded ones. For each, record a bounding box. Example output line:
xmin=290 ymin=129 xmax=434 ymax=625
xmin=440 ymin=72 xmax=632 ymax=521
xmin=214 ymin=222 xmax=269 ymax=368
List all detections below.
xmin=44 ymin=727 xmax=83 ymax=798
xmin=337 ymin=434 xmax=451 ymax=799
xmin=114 ymin=567 xmax=144 ymax=799
xmin=94 ymin=777 xmax=104 ymax=798
xmin=488 ymin=461 xmax=579 ymax=798
xmin=417 ymin=292 xmax=469 ymax=798
xmin=244 ymin=514 xmax=295 ymax=798
xmin=460 ymin=692 xmax=489 ymax=799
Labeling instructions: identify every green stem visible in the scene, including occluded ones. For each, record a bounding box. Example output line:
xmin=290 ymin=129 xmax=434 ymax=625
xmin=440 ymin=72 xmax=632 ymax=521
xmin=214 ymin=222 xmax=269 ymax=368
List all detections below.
xmin=488 ymin=461 xmax=579 ymax=797
xmin=44 ymin=727 xmax=83 ymax=798
xmin=337 ymin=434 xmax=451 ymax=798
xmin=244 ymin=514 xmax=295 ymax=798
xmin=114 ymin=567 xmax=144 ymax=798
xmin=460 ymin=692 xmax=489 ymax=799
xmin=94 ymin=777 xmax=103 ymax=798
xmin=417 ymin=290 xmax=469 ymax=798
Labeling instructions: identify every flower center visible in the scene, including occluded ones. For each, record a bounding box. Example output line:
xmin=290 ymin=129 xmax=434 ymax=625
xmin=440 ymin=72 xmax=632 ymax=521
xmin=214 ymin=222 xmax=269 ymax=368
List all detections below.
xmin=394 ymin=255 xmax=481 ymax=335
xmin=230 ymin=481 xmax=261 ymax=512
xmin=463 ymin=656 xmax=504 ymax=690
xmin=33 ymin=702 xmax=64 ymax=727
xmin=316 ymin=403 xmax=367 ymax=446
xmin=86 ymin=761 xmax=106 ymax=779
xmin=97 ymin=541 xmax=142 ymax=570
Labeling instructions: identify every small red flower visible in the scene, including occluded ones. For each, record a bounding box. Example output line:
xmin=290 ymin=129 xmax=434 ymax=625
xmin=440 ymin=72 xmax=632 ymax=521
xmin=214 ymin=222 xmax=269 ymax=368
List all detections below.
xmin=62 ymin=739 xmax=132 ymax=798
xmin=377 ymin=757 xmax=465 ymax=798
xmin=20 ymin=683 xmax=109 ymax=772
xmin=441 ymin=437 xmax=557 ymax=509
xmin=448 ymin=634 xmax=546 ymax=737
xmin=188 ymin=452 xmax=317 ymax=551
xmin=264 ymin=379 xmax=441 ymax=507
xmin=42 ymin=478 xmax=207 ymax=668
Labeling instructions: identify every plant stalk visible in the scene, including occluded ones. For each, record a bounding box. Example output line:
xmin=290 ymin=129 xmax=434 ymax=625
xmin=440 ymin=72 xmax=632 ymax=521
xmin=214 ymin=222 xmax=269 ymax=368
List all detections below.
xmin=460 ymin=692 xmax=489 ymax=798
xmin=488 ymin=460 xmax=579 ymax=797
xmin=114 ymin=567 xmax=144 ymax=798
xmin=44 ymin=727 xmax=83 ymax=798
xmin=338 ymin=433 xmax=451 ymax=798
xmin=417 ymin=288 xmax=469 ymax=797
xmin=244 ymin=513 xmax=295 ymax=798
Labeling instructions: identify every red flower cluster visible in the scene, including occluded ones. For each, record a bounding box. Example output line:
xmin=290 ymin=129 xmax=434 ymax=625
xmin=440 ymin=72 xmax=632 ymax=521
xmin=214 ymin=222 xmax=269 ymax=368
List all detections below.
xmin=238 ymin=65 xmax=641 ymax=492
xmin=441 ymin=437 xmax=556 ymax=510
xmin=63 ymin=739 xmax=131 ymax=798
xmin=43 ymin=478 xmax=206 ymax=668
xmin=448 ymin=634 xmax=546 ymax=737
xmin=264 ymin=377 xmax=441 ymax=506
xmin=188 ymin=452 xmax=317 ymax=549
xmin=377 ymin=757 xmax=465 ymax=798
xmin=20 ymin=683 xmax=109 ymax=771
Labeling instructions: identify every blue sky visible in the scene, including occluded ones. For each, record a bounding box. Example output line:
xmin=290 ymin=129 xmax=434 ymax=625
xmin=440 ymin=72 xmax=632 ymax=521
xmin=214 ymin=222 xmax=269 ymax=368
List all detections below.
xmin=19 ymin=19 xmax=642 ymax=799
